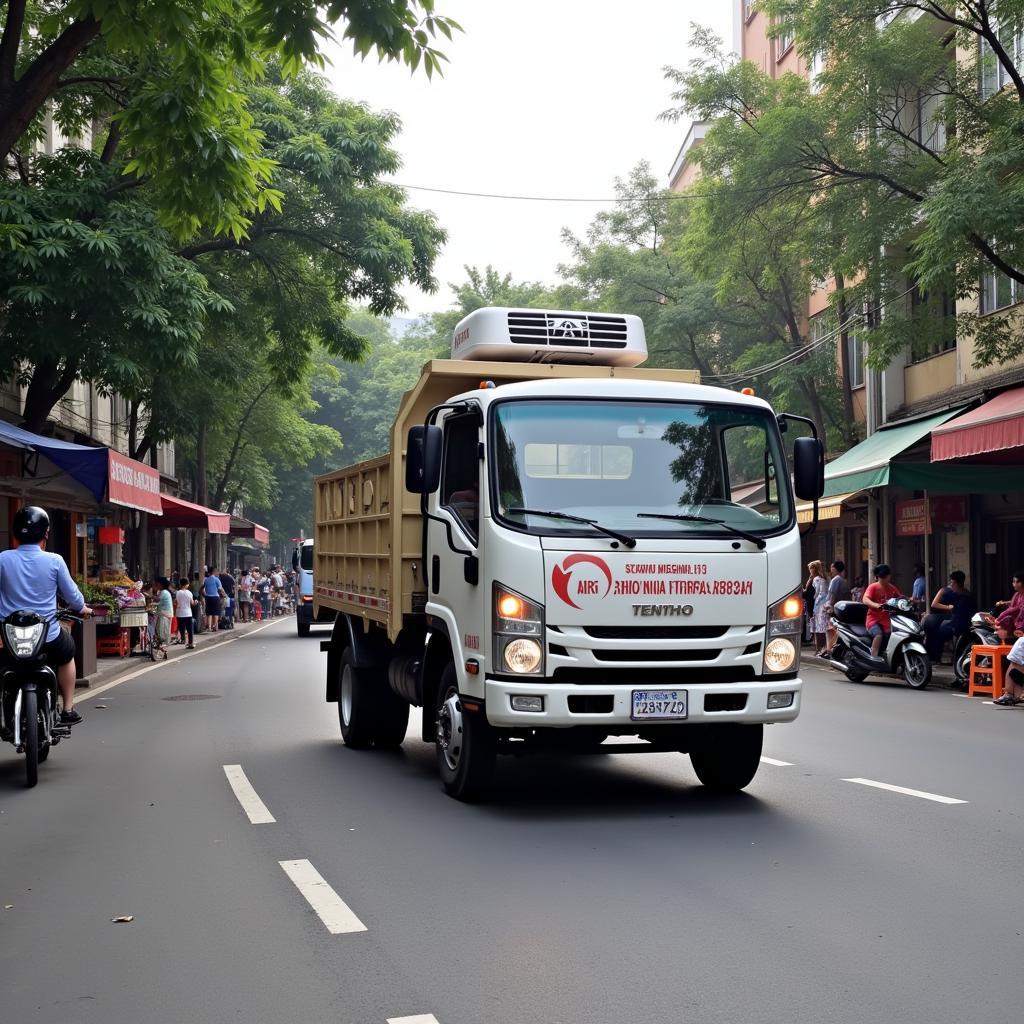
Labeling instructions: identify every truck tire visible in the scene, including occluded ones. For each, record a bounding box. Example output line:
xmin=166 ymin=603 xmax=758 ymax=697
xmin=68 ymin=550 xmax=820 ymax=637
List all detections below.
xmin=688 ymin=724 xmax=763 ymax=793
xmin=435 ymin=664 xmax=495 ymax=801
xmin=297 ymin=621 xmax=310 ymax=637
xmin=338 ymin=650 xmax=376 ymax=749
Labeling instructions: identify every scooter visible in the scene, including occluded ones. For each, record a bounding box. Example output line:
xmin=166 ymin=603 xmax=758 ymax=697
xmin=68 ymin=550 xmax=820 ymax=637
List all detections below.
xmin=952 ymin=612 xmax=1000 ymax=689
xmin=0 ymin=610 xmax=80 ymax=787
xmin=829 ymin=598 xmax=932 ymax=689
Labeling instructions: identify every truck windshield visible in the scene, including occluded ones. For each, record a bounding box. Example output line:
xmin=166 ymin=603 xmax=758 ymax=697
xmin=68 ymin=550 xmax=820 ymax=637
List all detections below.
xmin=492 ymin=399 xmax=792 ymax=537
xmin=300 ymin=544 xmax=314 ymax=571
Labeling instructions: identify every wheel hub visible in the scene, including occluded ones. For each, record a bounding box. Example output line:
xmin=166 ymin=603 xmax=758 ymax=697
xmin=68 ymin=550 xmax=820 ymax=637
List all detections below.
xmin=340 ymin=666 xmax=353 ymax=726
xmin=437 ymin=692 xmax=463 ymax=772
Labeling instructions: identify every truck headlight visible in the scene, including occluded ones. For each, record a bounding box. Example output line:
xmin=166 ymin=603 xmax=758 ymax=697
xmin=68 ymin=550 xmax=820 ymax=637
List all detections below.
xmin=503 ymin=638 xmax=543 ymax=673
xmin=494 ymin=583 xmax=544 ymax=675
xmin=764 ymin=638 xmax=796 ymax=673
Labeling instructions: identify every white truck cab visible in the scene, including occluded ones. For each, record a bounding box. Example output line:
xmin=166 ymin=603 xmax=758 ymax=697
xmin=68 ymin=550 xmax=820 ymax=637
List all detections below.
xmin=315 ymin=307 xmax=824 ymax=800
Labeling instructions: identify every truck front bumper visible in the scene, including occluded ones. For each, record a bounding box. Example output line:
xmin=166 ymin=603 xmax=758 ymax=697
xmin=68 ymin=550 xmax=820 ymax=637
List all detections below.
xmin=483 ymin=676 xmax=801 ymax=728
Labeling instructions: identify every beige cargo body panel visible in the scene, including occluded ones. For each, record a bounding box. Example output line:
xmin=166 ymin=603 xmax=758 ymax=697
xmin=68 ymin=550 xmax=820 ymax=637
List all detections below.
xmin=313 ymin=358 xmax=700 ymax=642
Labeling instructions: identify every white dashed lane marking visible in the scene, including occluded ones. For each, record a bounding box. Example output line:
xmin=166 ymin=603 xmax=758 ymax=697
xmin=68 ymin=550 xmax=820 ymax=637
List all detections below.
xmin=387 ymin=1016 xmax=441 ymax=1024
xmin=223 ymin=765 xmax=276 ymax=824
xmin=760 ymin=756 xmax=794 ymax=766
xmin=842 ymin=778 xmax=967 ymax=805
xmin=279 ymin=859 xmax=368 ymax=934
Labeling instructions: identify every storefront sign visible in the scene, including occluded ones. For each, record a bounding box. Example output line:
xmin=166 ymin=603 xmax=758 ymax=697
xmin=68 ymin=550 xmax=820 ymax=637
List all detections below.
xmin=107 ymin=450 xmax=162 ymax=515
xmin=895 ymin=498 xmax=930 ymax=536
xmin=930 ymin=495 xmax=968 ymax=523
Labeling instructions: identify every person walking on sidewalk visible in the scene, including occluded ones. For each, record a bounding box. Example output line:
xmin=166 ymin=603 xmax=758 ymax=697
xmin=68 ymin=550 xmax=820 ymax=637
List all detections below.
xmin=0 ymin=506 xmax=92 ymax=725
xmin=175 ymin=577 xmax=195 ymax=649
xmin=805 ymin=560 xmax=829 ymax=656
xmin=218 ymin=567 xmax=236 ymax=630
xmin=823 ymin=560 xmax=850 ymax=657
xmin=237 ymin=570 xmax=253 ymax=623
xmin=152 ymin=577 xmax=174 ymax=659
xmin=203 ymin=568 xmax=225 ymax=632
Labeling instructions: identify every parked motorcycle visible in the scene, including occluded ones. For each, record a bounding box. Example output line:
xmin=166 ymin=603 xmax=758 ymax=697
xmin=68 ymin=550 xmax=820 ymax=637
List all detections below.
xmin=952 ymin=613 xmax=1000 ymax=689
xmin=0 ymin=610 xmax=80 ymax=787
xmin=829 ymin=598 xmax=932 ymax=689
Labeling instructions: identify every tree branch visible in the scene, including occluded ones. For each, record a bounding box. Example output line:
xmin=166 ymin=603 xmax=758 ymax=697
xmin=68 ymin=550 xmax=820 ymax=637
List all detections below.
xmin=0 ymin=0 xmax=27 ymax=89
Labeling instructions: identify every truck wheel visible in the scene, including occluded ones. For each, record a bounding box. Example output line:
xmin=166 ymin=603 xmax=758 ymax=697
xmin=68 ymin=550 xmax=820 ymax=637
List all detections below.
xmin=338 ymin=650 xmax=376 ymax=749
xmin=689 ymin=724 xmax=763 ymax=793
xmin=435 ymin=664 xmax=495 ymax=801
xmin=297 ymin=621 xmax=310 ymax=637
xmin=373 ymin=688 xmax=410 ymax=750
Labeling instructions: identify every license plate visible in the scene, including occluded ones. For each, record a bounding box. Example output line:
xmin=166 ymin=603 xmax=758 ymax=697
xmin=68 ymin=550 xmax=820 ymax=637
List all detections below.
xmin=631 ymin=689 xmax=687 ymax=720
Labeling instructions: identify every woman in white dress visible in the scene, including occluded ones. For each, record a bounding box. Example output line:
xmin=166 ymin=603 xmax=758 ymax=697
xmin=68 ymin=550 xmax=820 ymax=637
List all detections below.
xmin=806 ymin=560 xmax=829 ymax=656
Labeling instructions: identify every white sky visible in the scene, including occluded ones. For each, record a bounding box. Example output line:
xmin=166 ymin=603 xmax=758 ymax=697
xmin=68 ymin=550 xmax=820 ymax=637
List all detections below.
xmin=323 ymin=0 xmax=735 ymax=316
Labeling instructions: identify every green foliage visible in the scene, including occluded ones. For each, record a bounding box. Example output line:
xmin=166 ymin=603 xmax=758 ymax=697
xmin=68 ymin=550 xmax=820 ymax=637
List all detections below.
xmin=2 ymin=1 xmax=459 ymax=239
xmin=668 ymin=4 xmax=1024 ymax=371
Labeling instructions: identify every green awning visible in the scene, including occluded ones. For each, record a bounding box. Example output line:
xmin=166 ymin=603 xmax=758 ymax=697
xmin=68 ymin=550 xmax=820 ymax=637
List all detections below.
xmin=823 ymin=408 xmax=1013 ymax=496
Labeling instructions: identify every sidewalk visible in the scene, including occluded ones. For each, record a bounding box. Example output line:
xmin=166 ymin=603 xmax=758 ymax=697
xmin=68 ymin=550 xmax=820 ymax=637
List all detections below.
xmin=76 ymin=614 xmax=287 ymax=691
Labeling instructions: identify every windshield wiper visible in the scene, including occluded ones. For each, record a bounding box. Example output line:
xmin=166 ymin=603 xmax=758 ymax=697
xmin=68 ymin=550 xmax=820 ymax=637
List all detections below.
xmin=636 ymin=513 xmax=767 ymax=550
xmin=507 ymin=508 xmax=637 ymax=549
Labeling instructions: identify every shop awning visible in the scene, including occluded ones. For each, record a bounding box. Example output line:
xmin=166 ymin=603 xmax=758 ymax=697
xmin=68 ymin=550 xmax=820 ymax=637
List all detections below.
xmin=0 ymin=419 xmax=162 ymax=514
xmin=0 ymin=419 xmax=108 ymax=502
xmin=931 ymin=386 xmax=1024 ymax=463
xmin=230 ymin=515 xmax=270 ymax=544
xmin=795 ymin=491 xmax=863 ymax=524
xmin=158 ymin=494 xmax=230 ymax=533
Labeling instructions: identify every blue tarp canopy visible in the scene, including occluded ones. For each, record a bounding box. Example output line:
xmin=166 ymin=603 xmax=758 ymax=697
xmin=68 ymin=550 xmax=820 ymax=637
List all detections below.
xmin=0 ymin=420 xmax=109 ymax=503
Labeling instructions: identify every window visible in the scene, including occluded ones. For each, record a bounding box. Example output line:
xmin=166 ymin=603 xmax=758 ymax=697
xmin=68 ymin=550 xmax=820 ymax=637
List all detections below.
xmin=981 ymin=264 xmax=1019 ymax=314
xmin=909 ymin=283 xmax=957 ymax=360
xmin=918 ymin=89 xmax=947 ymax=152
xmin=776 ymin=25 xmax=794 ymax=59
xmin=846 ymin=333 xmax=865 ymax=389
xmin=809 ymin=51 xmax=825 ymax=94
xmin=440 ymin=412 xmax=480 ymax=539
xmin=744 ymin=0 xmax=756 ymax=24
xmin=980 ymin=22 xmax=1023 ymax=99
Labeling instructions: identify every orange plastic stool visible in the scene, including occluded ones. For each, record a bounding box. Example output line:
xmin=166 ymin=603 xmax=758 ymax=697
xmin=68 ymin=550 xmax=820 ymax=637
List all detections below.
xmin=968 ymin=644 xmax=1012 ymax=699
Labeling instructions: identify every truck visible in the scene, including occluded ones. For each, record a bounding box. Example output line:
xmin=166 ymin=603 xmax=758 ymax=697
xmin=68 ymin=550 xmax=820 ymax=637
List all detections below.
xmin=314 ymin=307 xmax=824 ymax=800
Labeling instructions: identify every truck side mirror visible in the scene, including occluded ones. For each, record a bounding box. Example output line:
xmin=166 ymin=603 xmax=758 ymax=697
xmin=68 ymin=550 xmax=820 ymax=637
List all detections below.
xmin=406 ymin=424 xmax=443 ymax=494
xmin=793 ymin=436 xmax=825 ymax=500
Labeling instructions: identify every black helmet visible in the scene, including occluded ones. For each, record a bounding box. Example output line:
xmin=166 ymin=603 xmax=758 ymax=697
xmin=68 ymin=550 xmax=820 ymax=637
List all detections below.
xmin=13 ymin=505 xmax=49 ymax=544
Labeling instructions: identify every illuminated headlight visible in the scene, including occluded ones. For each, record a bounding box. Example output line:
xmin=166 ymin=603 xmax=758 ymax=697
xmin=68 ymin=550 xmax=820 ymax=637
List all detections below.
xmin=503 ymin=638 xmax=543 ymax=674
xmin=764 ymin=638 xmax=796 ymax=673
xmin=768 ymin=591 xmax=804 ymax=636
xmin=494 ymin=583 xmax=544 ymax=676
xmin=3 ymin=622 xmax=46 ymax=658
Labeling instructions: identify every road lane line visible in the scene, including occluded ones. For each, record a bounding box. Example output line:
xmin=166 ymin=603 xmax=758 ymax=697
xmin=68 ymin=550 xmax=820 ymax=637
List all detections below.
xmin=82 ymin=618 xmax=285 ymax=700
xmin=223 ymin=765 xmax=275 ymax=824
xmin=842 ymin=778 xmax=967 ymax=805
xmin=760 ymin=756 xmax=794 ymax=766
xmin=279 ymin=859 xmax=367 ymax=935
xmin=388 ymin=1016 xmax=441 ymax=1024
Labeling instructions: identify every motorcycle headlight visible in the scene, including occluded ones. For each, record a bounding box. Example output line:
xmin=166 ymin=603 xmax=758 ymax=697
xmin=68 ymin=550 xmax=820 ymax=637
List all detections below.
xmin=494 ymin=583 xmax=544 ymax=675
xmin=3 ymin=621 xmax=46 ymax=659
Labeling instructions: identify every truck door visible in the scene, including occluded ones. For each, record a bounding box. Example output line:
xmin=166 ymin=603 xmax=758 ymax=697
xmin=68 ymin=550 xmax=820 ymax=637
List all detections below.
xmin=426 ymin=409 xmax=483 ymax=687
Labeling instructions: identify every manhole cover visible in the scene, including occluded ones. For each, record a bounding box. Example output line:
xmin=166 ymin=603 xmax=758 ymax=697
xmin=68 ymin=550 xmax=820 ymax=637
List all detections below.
xmin=162 ymin=694 xmax=222 ymax=702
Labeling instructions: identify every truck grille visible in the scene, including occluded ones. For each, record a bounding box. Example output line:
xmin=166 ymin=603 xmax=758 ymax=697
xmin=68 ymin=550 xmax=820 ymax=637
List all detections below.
xmin=552 ymin=667 xmax=757 ymax=685
xmin=507 ymin=311 xmax=628 ymax=349
xmin=580 ymin=625 xmax=728 ymax=640
xmin=591 ymin=648 xmax=718 ymax=663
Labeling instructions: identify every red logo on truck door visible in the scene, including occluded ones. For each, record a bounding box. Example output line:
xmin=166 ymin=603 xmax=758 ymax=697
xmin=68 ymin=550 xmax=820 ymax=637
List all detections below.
xmin=551 ymin=554 xmax=612 ymax=609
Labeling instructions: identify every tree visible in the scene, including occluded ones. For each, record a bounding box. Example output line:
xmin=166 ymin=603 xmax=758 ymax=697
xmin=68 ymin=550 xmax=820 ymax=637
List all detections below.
xmin=1 ymin=66 xmax=446 ymax=435
xmin=670 ymin=4 xmax=1024 ymax=369
xmin=0 ymin=1 xmax=459 ymax=237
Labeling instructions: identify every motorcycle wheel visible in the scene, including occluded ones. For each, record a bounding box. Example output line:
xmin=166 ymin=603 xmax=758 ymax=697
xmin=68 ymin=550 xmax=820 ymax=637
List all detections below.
xmin=954 ymin=644 xmax=972 ymax=689
xmin=845 ymin=668 xmax=869 ymax=683
xmin=23 ymin=689 xmax=38 ymax=788
xmin=903 ymin=650 xmax=932 ymax=690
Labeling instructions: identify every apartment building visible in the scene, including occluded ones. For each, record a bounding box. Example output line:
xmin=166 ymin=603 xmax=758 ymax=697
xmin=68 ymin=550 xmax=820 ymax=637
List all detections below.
xmin=666 ymin=3 xmax=1024 ymax=605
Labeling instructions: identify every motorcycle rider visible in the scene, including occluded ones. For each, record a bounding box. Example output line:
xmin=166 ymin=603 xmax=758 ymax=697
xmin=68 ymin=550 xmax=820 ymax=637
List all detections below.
xmin=862 ymin=563 xmax=902 ymax=659
xmin=0 ymin=506 xmax=92 ymax=724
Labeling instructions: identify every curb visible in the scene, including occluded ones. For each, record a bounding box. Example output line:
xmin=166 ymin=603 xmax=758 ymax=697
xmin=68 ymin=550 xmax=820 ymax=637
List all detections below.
xmin=74 ymin=617 xmax=288 ymax=690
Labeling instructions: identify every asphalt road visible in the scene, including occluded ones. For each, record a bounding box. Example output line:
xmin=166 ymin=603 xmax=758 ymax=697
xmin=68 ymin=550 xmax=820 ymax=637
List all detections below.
xmin=1 ymin=618 xmax=1021 ymax=1024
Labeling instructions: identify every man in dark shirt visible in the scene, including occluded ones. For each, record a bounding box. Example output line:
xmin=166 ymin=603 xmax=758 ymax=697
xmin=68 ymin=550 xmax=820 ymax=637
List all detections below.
xmin=218 ymin=569 xmax=236 ymax=629
xmin=925 ymin=571 xmax=976 ymax=660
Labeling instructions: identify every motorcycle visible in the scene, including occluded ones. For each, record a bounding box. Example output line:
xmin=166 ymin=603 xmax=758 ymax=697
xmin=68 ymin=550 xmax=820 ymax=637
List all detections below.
xmin=829 ymin=598 xmax=932 ymax=689
xmin=952 ymin=612 xmax=1000 ymax=689
xmin=0 ymin=609 xmax=80 ymax=787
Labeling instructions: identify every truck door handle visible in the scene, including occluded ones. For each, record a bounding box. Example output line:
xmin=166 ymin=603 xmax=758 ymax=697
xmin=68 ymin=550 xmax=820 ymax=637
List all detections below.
xmin=431 ymin=555 xmax=440 ymax=594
